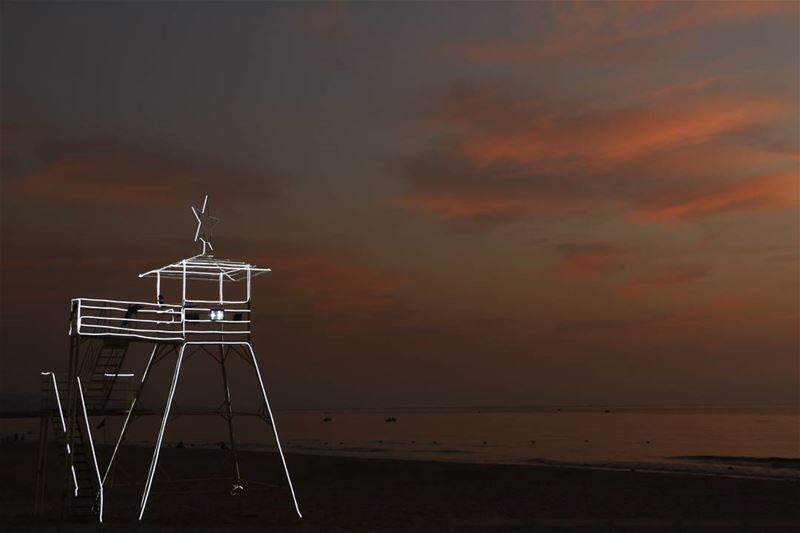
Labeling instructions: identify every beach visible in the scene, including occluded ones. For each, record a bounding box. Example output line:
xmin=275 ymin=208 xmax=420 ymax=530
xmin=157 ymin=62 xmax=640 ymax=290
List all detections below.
xmin=2 ymin=441 xmax=799 ymax=532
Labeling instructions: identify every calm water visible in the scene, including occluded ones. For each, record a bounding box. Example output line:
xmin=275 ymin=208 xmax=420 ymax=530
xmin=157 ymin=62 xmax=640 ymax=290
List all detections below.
xmin=6 ymin=408 xmax=798 ymax=478
xmin=129 ymin=407 xmax=800 ymax=479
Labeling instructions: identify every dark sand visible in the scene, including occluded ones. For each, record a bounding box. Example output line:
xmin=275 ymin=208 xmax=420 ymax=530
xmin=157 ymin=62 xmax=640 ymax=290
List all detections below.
xmin=2 ymin=441 xmax=799 ymax=532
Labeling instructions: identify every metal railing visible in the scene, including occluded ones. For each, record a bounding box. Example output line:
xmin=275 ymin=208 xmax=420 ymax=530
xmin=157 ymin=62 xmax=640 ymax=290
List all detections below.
xmin=71 ymin=298 xmax=251 ymax=342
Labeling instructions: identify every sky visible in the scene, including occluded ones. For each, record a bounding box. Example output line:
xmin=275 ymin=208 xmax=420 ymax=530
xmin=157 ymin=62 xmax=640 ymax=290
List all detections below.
xmin=1 ymin=1 xmax=798 ymax=411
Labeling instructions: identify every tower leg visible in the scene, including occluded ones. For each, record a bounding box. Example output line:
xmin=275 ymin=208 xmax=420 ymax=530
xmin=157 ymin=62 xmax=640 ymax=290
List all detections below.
xmin=102 ymin=343 xmax=162 ymax=487
xmin=244 ymin=343 xmax=302 ymax=518
xmin=62 ymin=336 xmax=80 ymax=518
xmin=34 ymin=414 xmax=49 ymax=516
xmin=219 ymin=346 xmax=242 ymax=491
xmin=139 ymin=343 xmax=186 ymax=521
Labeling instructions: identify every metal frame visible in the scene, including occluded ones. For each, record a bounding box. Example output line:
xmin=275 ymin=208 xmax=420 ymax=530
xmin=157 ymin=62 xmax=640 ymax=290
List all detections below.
xmin=36 ymin=195 xmax=302 ymax=522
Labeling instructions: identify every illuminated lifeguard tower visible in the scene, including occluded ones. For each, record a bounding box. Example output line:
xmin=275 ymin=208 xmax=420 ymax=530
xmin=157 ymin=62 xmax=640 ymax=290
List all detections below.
xmin=35 ymin=196 xmax=301 ymax=522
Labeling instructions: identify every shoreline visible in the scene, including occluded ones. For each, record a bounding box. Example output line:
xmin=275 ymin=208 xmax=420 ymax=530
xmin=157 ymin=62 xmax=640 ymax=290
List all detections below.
xmin=3 ymin=441 xmax=800 ymax=531
xmin=157 ymin=440 xmax=800 ymax=482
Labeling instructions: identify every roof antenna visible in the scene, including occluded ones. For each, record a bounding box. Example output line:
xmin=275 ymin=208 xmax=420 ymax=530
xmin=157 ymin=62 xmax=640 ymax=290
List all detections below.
xmin=191 ymin=194 xmax=220 ymax=255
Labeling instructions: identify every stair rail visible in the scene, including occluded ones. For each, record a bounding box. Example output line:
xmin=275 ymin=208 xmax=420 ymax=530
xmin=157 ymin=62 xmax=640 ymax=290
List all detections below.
xmin=40 ymin=372 xmax=79 ymax=497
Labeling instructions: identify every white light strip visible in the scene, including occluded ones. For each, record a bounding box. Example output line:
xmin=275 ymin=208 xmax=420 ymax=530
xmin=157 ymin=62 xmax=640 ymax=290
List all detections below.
xmin=140 ymin=267 xmax=269 ymax=280
xmin=102 ymin=345 xmax=158 ymax=487
xmin=183 ymin=307 xmax=250 ymax=312
xmin=184 ymin=319 xmax=251 ymax=324
xmin=144 ymin=273 xmax=245 ymax=280
xmin=76 ymin=377 xmax=103 ymax=523
xmin=139 ymin=344 xmax=186 ymax=520
xmin=81 ymin=315 xmax=179 ymax=325
xmin=181 ymin=341 xmax=252 ymax=345
xmin=41 ymin=371 xmax=79 ymax=497
xmin=144 ymin=262 xmax=269 ymax=270
xmin=76 ymin=331 xmax=185 ymax=342
xmin=40 ymin=372 xmax=66 ymax=432
xmin=79 ymin=305 xmax=181 ymax=314
xmin=79 ymin=305 xmax=136 ymax=312
xmin=183 ymin=330 xmax=251 ymax=335
xmin=76 ymin=297 xmax=180 ymax=307
xmin=104 ymin=373 xmax=135 ymax=377
xmin=183 ymin=299 xmax=250 ymax=304
xmin=80 ymin=324 xmax=181 ymax=334
xmin=80 ymin=324 xmax=248 ymax=336
xmin=245 ymin=344 xmax=302 ymax=519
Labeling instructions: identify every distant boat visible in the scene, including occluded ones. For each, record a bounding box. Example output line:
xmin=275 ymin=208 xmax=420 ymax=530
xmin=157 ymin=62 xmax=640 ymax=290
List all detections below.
xmin=322 ymin=417 xmax=332 ymax=422
xmin=385 ymin=417 xmax=397 ymax=423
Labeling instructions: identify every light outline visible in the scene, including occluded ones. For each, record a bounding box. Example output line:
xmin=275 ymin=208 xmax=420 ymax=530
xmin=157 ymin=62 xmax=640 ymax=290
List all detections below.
xmin=76 ymin=376 xmax=104 ymax=523
xmin=40 ymin=371 xmax=79 ymax=497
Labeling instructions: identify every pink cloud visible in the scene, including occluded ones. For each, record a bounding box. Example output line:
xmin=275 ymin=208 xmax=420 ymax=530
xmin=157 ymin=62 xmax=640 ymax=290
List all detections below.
xmin=550 ymin=244 xmax=625 ymax=280
xmin=618 ymin=266 xmax=709 ymax=297
xmin=636 ymin=171 xmax=798 ymax=222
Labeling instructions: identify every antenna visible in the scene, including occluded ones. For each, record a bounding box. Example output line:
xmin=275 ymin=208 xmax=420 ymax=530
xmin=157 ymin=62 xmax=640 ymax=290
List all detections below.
xmin=191 ymin=194 xmax=220 ymax=255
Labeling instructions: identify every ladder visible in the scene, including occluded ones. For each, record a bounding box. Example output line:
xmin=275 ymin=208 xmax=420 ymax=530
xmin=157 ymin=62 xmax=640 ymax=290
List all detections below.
xmin=41 ymin=373 xmax=103 ymax=520
xmin=84 ymin=339 xmax=131 ymax=410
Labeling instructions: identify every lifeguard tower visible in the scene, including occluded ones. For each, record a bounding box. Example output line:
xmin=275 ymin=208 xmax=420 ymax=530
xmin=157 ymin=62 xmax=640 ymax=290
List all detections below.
xmin=35 ymin=195 xmax=301 ymax=522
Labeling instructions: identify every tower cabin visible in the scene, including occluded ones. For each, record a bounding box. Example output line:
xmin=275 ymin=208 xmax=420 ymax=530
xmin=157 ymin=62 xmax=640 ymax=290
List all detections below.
xmin=69 ymin=254 xmax=269 ymax=344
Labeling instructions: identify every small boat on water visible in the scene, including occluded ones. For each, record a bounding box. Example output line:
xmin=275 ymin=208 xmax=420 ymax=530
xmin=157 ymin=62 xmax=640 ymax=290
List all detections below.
xmin=385 ymin=417 xmax=397 ymax=423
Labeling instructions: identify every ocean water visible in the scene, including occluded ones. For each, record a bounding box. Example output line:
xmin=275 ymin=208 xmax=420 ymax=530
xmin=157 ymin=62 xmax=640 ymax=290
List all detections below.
xmin=5 ymin=407 xmax=798 ymax=479
xmin=116 ymin=407 xmax=800 ymax=479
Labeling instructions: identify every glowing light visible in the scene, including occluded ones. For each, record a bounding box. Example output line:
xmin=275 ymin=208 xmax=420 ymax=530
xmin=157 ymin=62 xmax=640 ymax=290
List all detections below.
xmin=209 ymin=309 xmax=225 ymax=321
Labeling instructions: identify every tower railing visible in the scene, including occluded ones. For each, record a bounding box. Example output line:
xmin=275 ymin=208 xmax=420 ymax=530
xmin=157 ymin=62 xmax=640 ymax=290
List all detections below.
xmin=71 ymin=298 xmax=184 ymax=342
xmin=70 ymin=298 xmax=251 ymax=342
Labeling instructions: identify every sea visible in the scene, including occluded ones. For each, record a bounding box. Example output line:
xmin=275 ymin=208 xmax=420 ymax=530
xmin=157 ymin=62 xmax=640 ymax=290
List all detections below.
xmin=4 ymin=407 xmax=798 ymax=479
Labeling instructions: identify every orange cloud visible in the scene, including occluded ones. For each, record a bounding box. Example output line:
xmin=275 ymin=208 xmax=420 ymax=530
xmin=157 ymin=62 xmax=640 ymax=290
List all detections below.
xmin=637 ymin=171 xmax=798 ymax=222
xmin=705 ymin=295 xmax=747 ymax=314
xmin=618 ymin=266 xmax=709 ymax=297
xmin=551 ymin=244 xmax=624 ymax=280
xmin=647 ymin=75 xmax=727 ymax=99
xmin=397 ymin=81 xmax=793 ymax=227
xmin=5 ymin=139 xmax=273 ymax=207
xmin=458 ymin=95 xmax=784 ymax=168
xmin=253 ymin=243 xmax=405 ymax=317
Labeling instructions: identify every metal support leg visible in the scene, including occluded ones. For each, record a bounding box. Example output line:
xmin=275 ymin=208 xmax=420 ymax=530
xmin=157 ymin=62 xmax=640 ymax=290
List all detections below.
xmin=76 ymin=376 xmax=104 ymax=523
xmin=244 ymin=343 xmax=302 ymax=518
xmin=34 ymin=415 xmax=49 ymax=515
xmin=219 ymin=346 xmax=242 ymax=492
xmin=139 ymin=343 xmax=186 ymax=521
xmin=102 ymin=343 xmax=161 ymax=486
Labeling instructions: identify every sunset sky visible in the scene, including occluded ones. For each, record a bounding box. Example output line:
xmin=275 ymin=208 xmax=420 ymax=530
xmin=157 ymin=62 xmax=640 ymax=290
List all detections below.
xmin=1 ymin=1 xmax=798 ymax=410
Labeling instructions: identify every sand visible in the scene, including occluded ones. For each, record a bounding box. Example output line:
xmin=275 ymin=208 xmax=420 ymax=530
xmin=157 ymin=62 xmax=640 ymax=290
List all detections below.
xmin=2 ymin=441 xmax=799 ymax=532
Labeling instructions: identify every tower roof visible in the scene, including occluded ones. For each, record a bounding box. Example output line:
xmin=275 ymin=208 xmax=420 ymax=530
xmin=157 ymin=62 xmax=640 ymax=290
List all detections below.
xmin=139 ymin=254 xmax=270 ymax=282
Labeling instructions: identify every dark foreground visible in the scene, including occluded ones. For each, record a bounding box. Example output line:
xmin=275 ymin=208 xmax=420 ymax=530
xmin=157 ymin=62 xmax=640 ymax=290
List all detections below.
xmin=2 ymin=442 xmax=799 ymax=532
